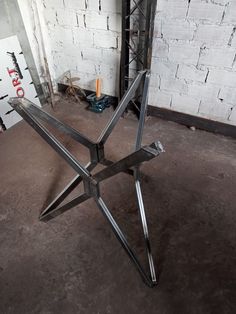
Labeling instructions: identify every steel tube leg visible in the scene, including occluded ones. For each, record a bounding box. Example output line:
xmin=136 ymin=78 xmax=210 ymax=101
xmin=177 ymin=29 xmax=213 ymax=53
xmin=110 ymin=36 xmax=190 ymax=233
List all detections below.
xmin=98 ymin=70 xmax=146 ymax=145
xmin=134 ymin=169 xmax=157 ymax=282
xmin=132 ymin=72 xmax=159 ymax=283
xmin=95 ymin=197 xmax=156 ymax=287
xmin=40 ymin=193 xmax=91 ymax=221
xmin=40 ymin=174 xmax=83 ymax=218
xmin=39 ymin=162 xmax=96 ymax=220
xmin=10 ymin=101 xmax=91 ymax=179
xmin=24 ymin=98 xmax=96 ymax=149
xmin=135 ymin=71 xmax=150 ymax=150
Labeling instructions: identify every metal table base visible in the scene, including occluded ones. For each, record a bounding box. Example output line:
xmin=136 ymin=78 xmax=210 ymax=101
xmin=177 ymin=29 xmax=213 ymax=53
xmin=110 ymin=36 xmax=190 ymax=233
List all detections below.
xmin=9 ymin=70 xmax=164 ymax=287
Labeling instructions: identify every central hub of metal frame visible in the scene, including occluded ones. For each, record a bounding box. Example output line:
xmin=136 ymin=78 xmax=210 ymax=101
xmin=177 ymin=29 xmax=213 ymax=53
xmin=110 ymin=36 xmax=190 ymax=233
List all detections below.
xmin=9 ymin=70 xmax=164 ymax=287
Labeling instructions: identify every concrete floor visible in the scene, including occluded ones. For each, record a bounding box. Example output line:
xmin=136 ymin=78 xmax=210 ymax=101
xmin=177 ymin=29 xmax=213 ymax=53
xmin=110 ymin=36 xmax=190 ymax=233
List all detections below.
xmin=0 ymin=97 xmax=236 ymax=314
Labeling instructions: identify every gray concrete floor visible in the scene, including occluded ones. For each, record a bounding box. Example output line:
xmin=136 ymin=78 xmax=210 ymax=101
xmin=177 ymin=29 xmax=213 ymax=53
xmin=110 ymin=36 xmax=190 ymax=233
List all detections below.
xmin=0 ymin=97 xmax=236 ymax=314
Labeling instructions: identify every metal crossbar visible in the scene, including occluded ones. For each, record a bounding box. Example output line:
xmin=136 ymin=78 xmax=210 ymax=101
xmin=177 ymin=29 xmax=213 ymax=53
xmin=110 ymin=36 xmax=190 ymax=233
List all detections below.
xmin=8 ymin=70 xmax=164 ymax=287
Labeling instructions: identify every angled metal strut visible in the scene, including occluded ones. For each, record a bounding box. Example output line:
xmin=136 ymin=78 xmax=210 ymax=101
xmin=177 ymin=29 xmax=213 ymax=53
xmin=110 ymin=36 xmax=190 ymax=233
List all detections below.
xmin=9 ymin=70 xmax=164 ymax=287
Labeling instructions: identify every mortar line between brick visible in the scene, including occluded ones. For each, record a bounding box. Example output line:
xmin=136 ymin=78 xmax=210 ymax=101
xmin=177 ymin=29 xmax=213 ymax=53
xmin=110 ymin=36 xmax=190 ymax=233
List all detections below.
xmin=186 ymin=0 xmax=191 ymax=19
xmin=205 ymin=69 xmax=209 ymax=83
xmin=232 ymin=54 xmax=236 ymax=68
xmin=228 ymin=27 xmax=236 ymax=46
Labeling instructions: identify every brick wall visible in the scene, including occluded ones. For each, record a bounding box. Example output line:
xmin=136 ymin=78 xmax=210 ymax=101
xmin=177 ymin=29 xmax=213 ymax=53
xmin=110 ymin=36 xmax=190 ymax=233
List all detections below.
xmin=46 ymin=0 xmax=121 ymax=96
xmin=150 ymin=0 xmax=236 ymax=125
xmin=19 ymin=0 xmax=121 ymax=97
xmin=19 ymin=0 xmax=236 ymax=125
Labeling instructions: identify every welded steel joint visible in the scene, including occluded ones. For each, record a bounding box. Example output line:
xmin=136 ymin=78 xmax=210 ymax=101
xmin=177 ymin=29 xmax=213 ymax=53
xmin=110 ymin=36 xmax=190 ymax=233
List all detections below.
xmin=8 ymin=70 xmax=164 ymax=287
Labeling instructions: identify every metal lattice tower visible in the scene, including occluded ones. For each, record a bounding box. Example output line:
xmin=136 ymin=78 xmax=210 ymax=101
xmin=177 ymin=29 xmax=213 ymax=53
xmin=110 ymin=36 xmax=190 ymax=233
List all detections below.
xmin=120 ymin=0 xmax=157 ymax=112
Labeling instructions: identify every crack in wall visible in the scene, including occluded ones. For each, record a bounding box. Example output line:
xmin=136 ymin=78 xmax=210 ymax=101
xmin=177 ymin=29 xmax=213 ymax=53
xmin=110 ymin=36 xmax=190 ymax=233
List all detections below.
xmin=197 ymin=45 xmax=207 ymax=68
xmin=220 ymin=2 xmax=230 ymax=24
xmin=210 ymin=0 xmax=228 ymax=7
xmin=116 ymin=37 xmax=119 ymax=49
xmin=232 ymin=53 xmax=236 ymax=68
xmin=186 ymin=0 xmax=192 ymax=18
xmin=76 ymin=13 xmax=79 ymax=27
xmin=221 ymin=10 xmax=226 ymax=23
xmin=175 ymin=64 xmax=179 ymax=78
xmin=205 ymin=69 xmax=209 ymax=83
xmin=227 ymin=105 xmax=235 ymax=120
xmin=217 ymin=88 xmax=223 ymax=101
xmin=197 ymin=100 xmax=202 ymax=114
xmin=55 ymin=11 xmax=59 ymax=24
xmin=192 ymin=23 xmax=199 ymax=41
xmin=158 ymin=74 xmax=161 ymax=90
xmin=228 ymin=26 xmax=236 ymax=46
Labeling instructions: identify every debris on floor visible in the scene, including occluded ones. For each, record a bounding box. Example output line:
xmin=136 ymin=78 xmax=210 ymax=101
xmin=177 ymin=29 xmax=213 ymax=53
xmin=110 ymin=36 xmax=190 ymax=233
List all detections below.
xmin=58 ymin=71 xmax=86 ymax=103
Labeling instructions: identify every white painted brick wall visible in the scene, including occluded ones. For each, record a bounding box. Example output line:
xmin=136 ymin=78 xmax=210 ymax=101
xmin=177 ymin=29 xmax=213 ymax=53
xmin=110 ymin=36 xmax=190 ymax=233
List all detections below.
xmin=199 ymin=47 xmax=235 ymax=68
xmin=152 ymin=38 xmax=169 ymax=59
xmin=168 ymin=42 xmax=200 ymax=64
xmin=149 ymin=89 xmax=172 ymax=109
xmin=151 ymin=58 xmax=178 ymax=79
xmin=162 ymin=20 xmax=196 ymax=40
xmin=19 ymin=0 xmax=236 ymax=126
xmin=149 ymin=73 xmax=161 ymax=89
xmin=199 ymin=100 xmax=233 ymax=121
xmin=149 ymin=0 xmax=236 ymax=126
xmin=187 ymin=82 xmax=220 ymax=101
xmin=219 ymin=86 xmax=236 ymax=104
xmin=19 ymin=0 xmax=121 ymax=96
xmin=161 ymin=77 xmax=188 ymax=94
xmin=158 ymin=0 xmax=188 ymax=19
xmin=99 ymin=1 xmax=121 ymax=14
xmin=207 ymin=69 xmax=236 ymax=87
xmin=194 ymin=24 xmax=233 ymax=46
xmin=176 ymin=64 xmax=208 ymax=83
xmin=224 ymin=1 xmax=236 ymax=24
xmin=229 ymin=107 xmax=236 ymax=122
xmin=171 ymin=94 xmax=200 ymax=115
xmin=188 ymin=0 xmax=225 ymax=23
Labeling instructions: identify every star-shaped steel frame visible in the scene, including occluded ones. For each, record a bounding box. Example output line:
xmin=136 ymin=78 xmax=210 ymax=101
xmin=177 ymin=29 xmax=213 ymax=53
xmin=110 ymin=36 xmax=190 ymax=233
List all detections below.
xmin=9 ymin=70 xmax=164 ymax=287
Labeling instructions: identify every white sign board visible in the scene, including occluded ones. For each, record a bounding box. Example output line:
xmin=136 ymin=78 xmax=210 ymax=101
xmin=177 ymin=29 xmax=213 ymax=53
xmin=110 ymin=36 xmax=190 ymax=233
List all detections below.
xmin=0 ymin=35 xmax=41 ymax=130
